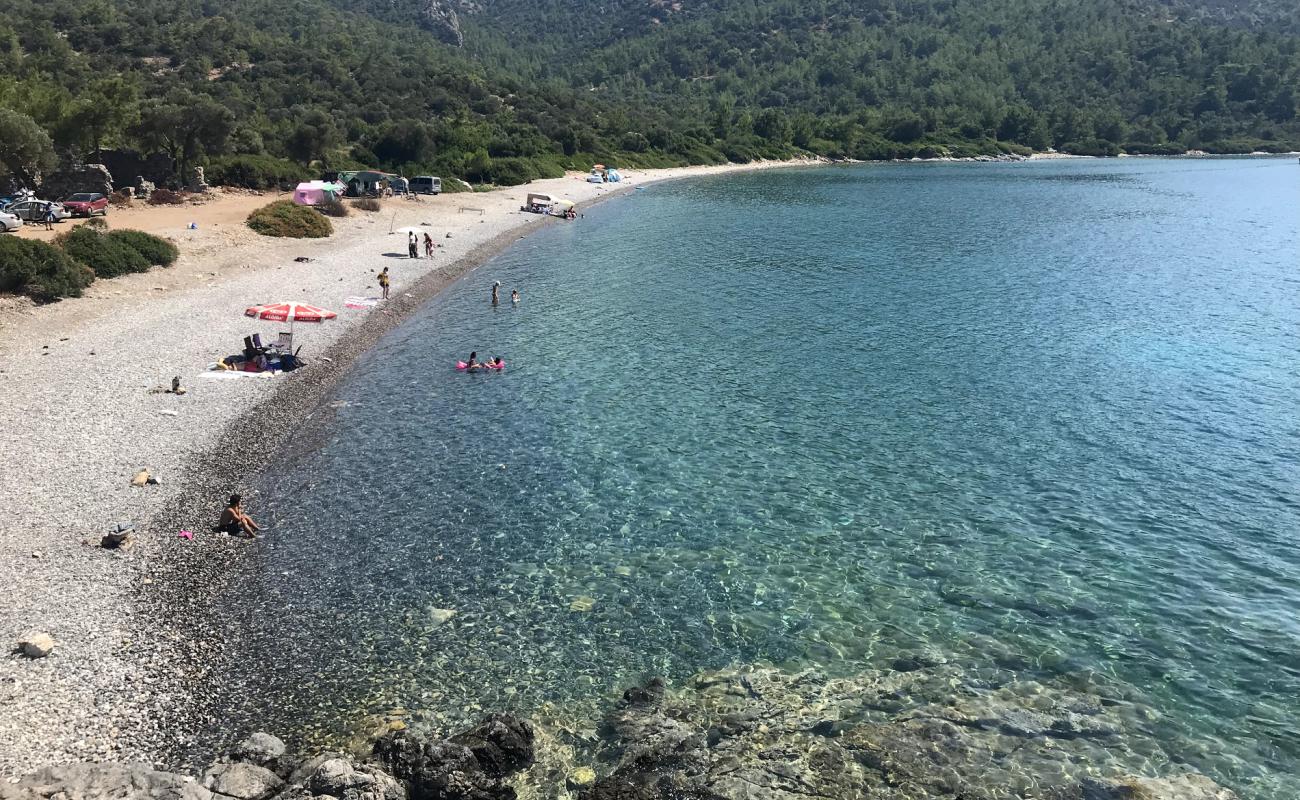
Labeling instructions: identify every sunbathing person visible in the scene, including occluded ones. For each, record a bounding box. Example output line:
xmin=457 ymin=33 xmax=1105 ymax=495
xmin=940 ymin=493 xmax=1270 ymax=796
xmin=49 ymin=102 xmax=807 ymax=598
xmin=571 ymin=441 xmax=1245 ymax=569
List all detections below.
xmin=218 ymin=494 xmax=261 ymax=538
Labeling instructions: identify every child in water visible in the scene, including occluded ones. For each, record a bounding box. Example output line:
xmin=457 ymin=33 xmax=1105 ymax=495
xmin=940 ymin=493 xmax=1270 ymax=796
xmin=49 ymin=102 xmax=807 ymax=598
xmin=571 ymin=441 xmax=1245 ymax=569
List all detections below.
xmin=511 ymin=289 xmax=519 ymax=304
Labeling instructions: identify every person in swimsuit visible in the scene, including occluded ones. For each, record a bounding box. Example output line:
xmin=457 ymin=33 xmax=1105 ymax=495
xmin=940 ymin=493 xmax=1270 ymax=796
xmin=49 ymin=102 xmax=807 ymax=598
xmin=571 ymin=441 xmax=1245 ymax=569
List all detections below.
xmin=466 ymin=351 xmax=480 ymax=370
xmin=378 ymin=267 xmax=390 ymax=299
xmin=491 ymin=281 xmax=500 ymax=306
xmin=511 ymin=289 xmax=519 ymax=304
xmin=489 ymin=357 xmax=504 ymax=369
xmin=218 ymin=494 xmax=260 ymax=538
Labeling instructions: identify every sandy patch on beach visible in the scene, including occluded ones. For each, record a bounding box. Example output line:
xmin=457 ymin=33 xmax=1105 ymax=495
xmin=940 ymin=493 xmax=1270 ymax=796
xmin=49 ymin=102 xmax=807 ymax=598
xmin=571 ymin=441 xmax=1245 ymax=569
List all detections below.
xmin=0 ymin=159 xmax=818 ymax=776
xmin=7 ymin=189 xmax=287 ymax=243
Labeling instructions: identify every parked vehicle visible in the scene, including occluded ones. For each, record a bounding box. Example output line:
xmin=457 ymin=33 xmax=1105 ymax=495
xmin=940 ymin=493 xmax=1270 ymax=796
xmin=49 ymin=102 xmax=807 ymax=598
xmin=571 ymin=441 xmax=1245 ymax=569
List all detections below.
xmin=0 ymin=210 xmax=21 ymax=232
xmin=8 ymin=200 xmax=70 ymax=222
xmin=410 ymin=176 xmax=441 ymax=195
xmin=0 ymin=191 xmax=35 ymax=210
xmin=62 ymin=192 xmax=109 ymax=217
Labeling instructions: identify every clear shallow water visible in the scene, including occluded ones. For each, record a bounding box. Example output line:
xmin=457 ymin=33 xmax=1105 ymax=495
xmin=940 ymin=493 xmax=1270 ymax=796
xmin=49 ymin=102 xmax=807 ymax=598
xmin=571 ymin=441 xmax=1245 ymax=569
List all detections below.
xmin=208 ymin=159 xmax=1299 ymax=796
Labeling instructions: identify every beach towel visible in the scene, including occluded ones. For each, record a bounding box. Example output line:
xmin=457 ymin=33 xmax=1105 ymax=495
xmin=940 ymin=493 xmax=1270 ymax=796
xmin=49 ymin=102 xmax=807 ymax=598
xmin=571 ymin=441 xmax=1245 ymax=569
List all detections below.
xmin=345 ymin=296 xmax=380 ymax=309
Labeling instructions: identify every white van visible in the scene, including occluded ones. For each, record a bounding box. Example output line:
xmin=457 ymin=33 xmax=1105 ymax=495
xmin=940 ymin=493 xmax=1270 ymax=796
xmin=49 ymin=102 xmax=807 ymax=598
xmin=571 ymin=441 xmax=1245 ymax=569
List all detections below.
xmin=411 ymin=176 xmax=442 ymax=195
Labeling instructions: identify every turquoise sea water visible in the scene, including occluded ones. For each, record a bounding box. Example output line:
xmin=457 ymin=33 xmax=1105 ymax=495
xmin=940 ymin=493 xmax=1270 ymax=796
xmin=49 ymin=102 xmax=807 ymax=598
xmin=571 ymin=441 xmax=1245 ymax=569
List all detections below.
xmin=208 ymin=158 xmax=1299 ymax=796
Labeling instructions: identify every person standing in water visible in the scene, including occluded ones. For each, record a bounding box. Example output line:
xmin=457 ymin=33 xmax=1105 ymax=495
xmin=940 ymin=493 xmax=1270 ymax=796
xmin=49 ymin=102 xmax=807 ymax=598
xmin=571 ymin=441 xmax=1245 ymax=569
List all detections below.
xmin=378 ymin=267 xmax=390 ymax=300
xmin=491 ymin=281 xmax=500 ymax=306
xmin=511 ymin=289 xmax=519 ymax=305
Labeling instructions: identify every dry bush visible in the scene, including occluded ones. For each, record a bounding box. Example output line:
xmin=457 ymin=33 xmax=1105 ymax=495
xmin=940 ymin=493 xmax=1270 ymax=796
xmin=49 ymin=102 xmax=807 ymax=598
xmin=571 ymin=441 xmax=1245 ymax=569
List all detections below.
xmin=148 ymin=188 xmax=185 ymax=205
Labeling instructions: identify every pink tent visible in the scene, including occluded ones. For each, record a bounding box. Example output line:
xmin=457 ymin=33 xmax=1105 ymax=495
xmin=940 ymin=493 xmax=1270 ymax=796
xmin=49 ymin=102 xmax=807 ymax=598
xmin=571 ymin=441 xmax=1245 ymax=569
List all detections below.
xmin=292 ymin=181 xmax=343 ymax=206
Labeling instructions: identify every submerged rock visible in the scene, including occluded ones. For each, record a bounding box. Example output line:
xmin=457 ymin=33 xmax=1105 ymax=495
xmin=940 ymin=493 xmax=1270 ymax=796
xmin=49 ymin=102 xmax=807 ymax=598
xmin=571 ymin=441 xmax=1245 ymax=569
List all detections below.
xmin=449 ymin=714 xmax=535 ymax=778
xmin=373 ymin=726 xmax=517 ymax=800
xmin=572 ymin=666 xmax=1241 ymax=800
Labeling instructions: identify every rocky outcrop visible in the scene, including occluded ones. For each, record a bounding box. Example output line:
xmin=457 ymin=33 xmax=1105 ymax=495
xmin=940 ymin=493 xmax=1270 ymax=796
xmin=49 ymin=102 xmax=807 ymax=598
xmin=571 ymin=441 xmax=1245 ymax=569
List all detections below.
xmin=0 ymin=668 xmax=1239 ymax=800
xmin=448 ymin=714 xmax=535 ymax=778
xmin=371 ymin=714 xmax=535 ymax=799
xmin=38 ymin=163 xmax=113 ymax=199
xmin=0 ymin=762 xmax=215 ymax=800
xmin=420 ymin=0 xmax=464 ymax=46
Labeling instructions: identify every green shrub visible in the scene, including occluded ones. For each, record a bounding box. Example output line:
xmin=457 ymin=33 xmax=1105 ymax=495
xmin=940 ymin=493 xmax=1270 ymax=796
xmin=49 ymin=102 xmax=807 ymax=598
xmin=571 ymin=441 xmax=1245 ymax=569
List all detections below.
xmin=106 ymin=230 xmax=179 ymax=267
xmin=485 ymin=157 xmax=565 ymax=186
xmin=318 ymin=198 xmax=349 ymax=217
xmin=56 ymin=226 xmax=150 ymax=278
xmin=352 ymin=197 xmax=382 ymax=212
xmin=1059 ymin=139 xmax=1121 ymax=157
xmin=246 ymin=200 xmax=333 ymax=238
xmin=205 ymin=155 xmax=307 ymax=189
xmin=0 ymin=237 xmax=95 ymax=302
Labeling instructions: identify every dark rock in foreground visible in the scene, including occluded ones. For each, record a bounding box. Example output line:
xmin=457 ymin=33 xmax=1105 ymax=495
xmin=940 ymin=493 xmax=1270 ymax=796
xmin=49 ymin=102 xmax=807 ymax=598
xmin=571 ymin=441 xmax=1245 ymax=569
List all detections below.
xmin=0 ymin=666 xmax=1237 ymax=800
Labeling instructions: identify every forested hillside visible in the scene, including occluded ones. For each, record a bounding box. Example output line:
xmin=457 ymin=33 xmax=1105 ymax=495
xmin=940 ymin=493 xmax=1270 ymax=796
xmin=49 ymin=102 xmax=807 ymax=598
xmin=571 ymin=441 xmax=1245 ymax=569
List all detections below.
xmin=0 ymin=0 xmax=1297 ymax=191
xmin=461 ymin=0 xmax=1300 ymax=158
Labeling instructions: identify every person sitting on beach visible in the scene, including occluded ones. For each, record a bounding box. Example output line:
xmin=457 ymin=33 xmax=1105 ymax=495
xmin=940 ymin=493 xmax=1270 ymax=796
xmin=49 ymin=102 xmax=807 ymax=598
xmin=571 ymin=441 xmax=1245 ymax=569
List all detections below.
xmin=218 ymin=494 xmax=260 ymax=538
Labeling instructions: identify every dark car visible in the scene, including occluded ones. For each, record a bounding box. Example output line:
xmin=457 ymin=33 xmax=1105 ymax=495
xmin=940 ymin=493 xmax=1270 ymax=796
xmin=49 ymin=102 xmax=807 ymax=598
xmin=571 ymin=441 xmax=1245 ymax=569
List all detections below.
xmin=62 ymin=192 xmax=109 ymax=217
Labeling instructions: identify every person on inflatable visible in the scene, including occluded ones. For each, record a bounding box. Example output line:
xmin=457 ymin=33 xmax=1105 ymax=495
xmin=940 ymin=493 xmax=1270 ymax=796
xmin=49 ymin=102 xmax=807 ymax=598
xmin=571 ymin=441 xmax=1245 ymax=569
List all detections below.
xmin=489 ymin=357 xmax=504 ymax=369
xmin=465 ymin=351 xmax=481 ymax=371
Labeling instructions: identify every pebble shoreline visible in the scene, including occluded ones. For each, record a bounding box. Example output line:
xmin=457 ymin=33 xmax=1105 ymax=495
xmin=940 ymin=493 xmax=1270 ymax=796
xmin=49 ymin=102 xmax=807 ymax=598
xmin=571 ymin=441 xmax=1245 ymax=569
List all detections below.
xmin=0 ymin=161 xmax=814 ymax=777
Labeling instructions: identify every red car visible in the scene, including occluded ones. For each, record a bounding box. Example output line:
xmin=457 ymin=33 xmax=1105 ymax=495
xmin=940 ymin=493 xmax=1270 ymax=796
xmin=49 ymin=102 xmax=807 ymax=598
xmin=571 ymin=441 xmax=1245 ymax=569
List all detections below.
xmin=62 ymin=192 xmax=109 ymax=217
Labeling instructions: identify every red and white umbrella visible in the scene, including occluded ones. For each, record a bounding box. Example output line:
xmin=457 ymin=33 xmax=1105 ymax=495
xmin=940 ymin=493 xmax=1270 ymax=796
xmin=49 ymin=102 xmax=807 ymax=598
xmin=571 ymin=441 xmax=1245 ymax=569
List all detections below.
xmin=244 ymin=302 xmax=337 ymax=324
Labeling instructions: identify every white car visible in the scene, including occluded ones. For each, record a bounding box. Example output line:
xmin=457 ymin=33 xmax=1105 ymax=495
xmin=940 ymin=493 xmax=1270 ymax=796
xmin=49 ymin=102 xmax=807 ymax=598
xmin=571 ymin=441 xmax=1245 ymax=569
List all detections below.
xmin=0 ymin=209 xmax=21 ymax=232
xmin=7 ymin=199 xmax=70 ymax=223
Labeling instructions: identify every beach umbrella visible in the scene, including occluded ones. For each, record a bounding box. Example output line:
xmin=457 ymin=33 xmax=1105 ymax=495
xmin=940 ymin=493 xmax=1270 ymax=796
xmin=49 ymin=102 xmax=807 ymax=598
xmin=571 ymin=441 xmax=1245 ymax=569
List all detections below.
xmin=244 ymin=303 xmax=336 ymax=355
xmin=244 ymin=302 xmax=337 ymax=326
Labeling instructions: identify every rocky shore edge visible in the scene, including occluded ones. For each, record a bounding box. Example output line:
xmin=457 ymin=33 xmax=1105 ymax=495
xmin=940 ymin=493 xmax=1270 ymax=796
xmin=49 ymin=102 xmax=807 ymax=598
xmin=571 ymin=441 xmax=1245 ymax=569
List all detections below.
xmin=2 ymin=662 xmax=1238 ymax=800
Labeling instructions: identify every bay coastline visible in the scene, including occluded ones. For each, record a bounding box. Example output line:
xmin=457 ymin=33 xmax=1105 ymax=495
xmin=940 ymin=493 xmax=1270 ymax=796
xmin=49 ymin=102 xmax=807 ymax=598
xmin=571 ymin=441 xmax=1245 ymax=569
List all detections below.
xmin=0 ymin=159 xmax=817 ymax=777
xmin=1 ymin=156 xmax=1293 ymax=799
